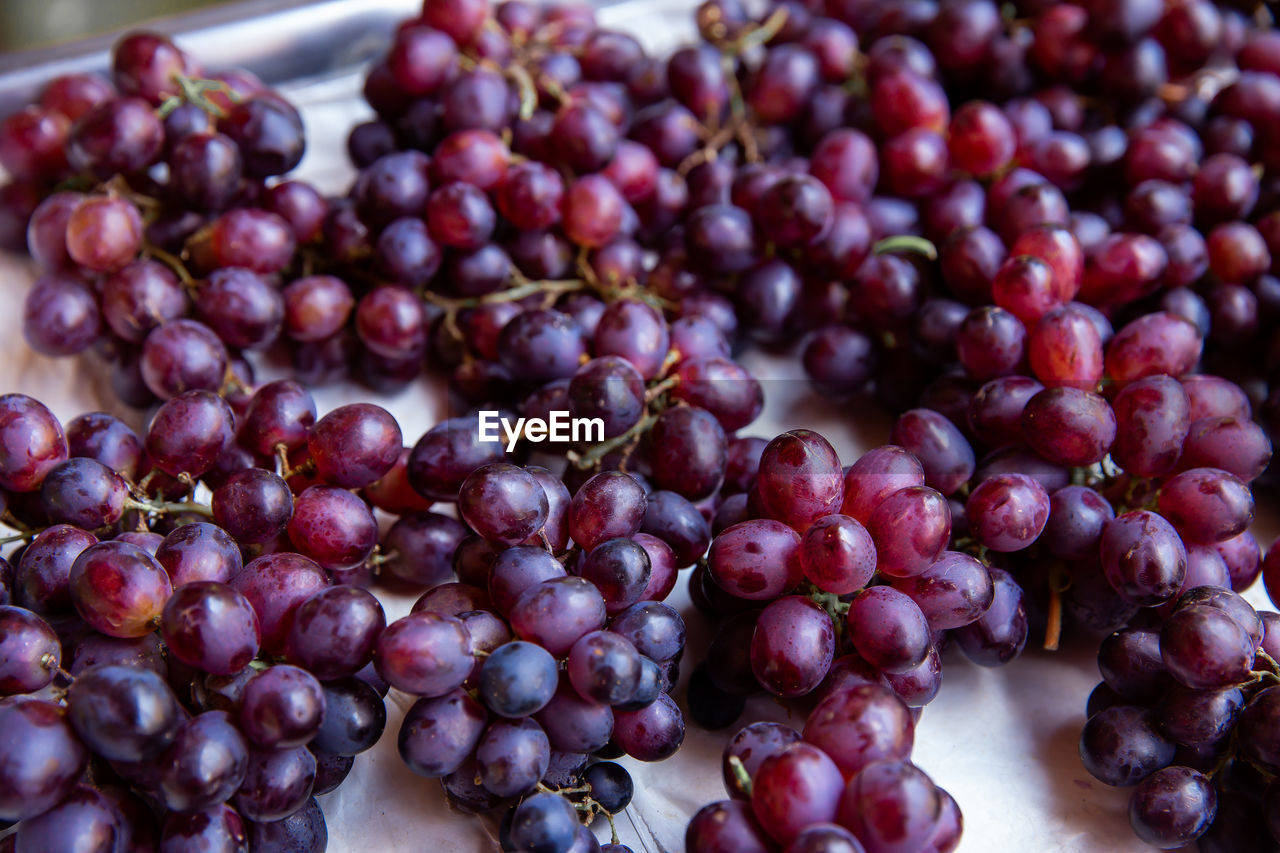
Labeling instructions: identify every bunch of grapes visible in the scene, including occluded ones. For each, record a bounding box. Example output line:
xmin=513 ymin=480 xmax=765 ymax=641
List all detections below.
xmin=0 ymin=390 xmax=398 ymax=851
xmin=688 ymin=711 xmax=959 ymax=852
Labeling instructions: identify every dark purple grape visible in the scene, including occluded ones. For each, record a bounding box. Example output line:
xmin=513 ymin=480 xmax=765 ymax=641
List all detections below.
xmin=0 ymin=606 xmax=59 ymax=694
xmin=162 ymin=581 xmax=261 ymax=676
xmin=311 ymin=677 xmax=385 ymax=756
xmin=159 ymin=710 xmax=250 ymax=812
xmin=1079 ymin=706 xmax=1175 ymax=787
xmin=67 ymin=664 xmax=180 ymax=762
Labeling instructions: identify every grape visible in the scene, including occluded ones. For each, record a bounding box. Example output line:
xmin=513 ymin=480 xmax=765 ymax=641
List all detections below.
xmin=374 ymin=612 xmax=472 ymax=698
xmin=459 ymin=463 xmax=550 ymax=547
xmin=476 ymin=717 xmax=551 ymax=796
xmin=799 ymin=514 xmax=876 ymax=595
xmin=534 ymin=679 xmax=614 ymax=754
xmin=67 ymin=97 xmax=164 ymax=177
xmin=1129 ymin=766 xmax=1216 ymax=848
xmin=1156 ymin=467 xmax=1254 ymax=545
xmin=1079 ymin=706 xmax=1174 ymax=787
xmin=750 ymin=595 xmax=835 ymax=697
xmin=0 ymin=698 xmax=88 ymax=821
xmin=246 ymin=796 xmax=327 ymax=851
xmin=839 ymin=760 xmax=942 ymax=852
xmin=844 ymin=586 xmax=931 ymax=674
xmin=866 ymin=486 xmax=951 ymax=578
xmin=229 ymin=552 xmax=330 ymax=657
xmin=889 ymin=409 xmax=974 ymax=496
xmin=156 ymin=522 xmax=242 ymax=587
xmin=234 ymin=744 xmax=316 ymax=822
xmin=13 ymin=785 xmax=124 ymax=852
xmin=39 ymin=455 xmax=129 ymax=527
xmin=0 ymin=606 xmax=59 ymax=694
xmin=507 ymin=793 xmax=580 ymax=853
xmin=159 ymin=710 xmax=250 ymax=812
xmin=708 ymin=519 xmax=802 ymax=600
xmin=751 ymin=742 xmax=844 ymax=845
xmin=311 ymin=677 xmax=385 ymax=756
xmin=1021 ymin=386 xmax=1116 ymax=466
xmin=1155 ymin=685 xmax=1244 ymax=747
xmin=803 ymin=685 xmax=914 ymax=777
xmin=69 ymin=540 xmax=172 ymax=638
xmin=953 ymin=567 xmax=1028 ymax=666
xmin=966 ymin=473 xmax=1050 ymax=552
xmin=480 ymin=641 xmax=559 ymax=719
xmin=510 ymin=577 xmax=607 ymax=657
xmin=612 ymin=691 xmax=684 ymax=761
xmin=0 ymin=394 xmax=67 ymax=492
xmin=686 ymin=799 xmax=772 ymax=853
xmin=286 ymin=587 xmax=384 ymax=679
xmin=287 ymin=485 xmax=378 ymax=570
xmin=161 ymin=582 xmax=260 ymax=676
xmin=891 ymin=550 xmax=994 ymax=630
xmin=160 ymin=803 xmax=248 ymax=853
xmin=1160 ymin=604 xmax=1255 ymax=690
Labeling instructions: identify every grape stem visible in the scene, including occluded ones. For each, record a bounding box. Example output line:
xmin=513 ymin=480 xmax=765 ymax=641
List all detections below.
xmin=566 ymin=412 xmax=658 ymax=470
xmin=727 ymin=755 xmax=753 ymax=797
xmin=145 ymin=243 xmax=195 ymax=286
xmin=873 ymin=235 xmax=939 ymax=262
xmin=1043 ymin=566 xmax=1071 ymax=652
xmin=158 ymin=74 xmax=239 ymax=118
xmin=124 ymin=497 xmax=215 ymax=519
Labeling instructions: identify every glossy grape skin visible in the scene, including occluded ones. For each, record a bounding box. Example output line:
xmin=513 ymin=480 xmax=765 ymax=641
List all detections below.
xmin=0 ymin=698 xmax=87 ymax=822
xmin=533 ymin=679 xmax=614 ymax=754
xmin=510 ymin=576 xmax=607 ymax=657
xmin=1128 ymin=765 xmax=1216 ymax=849
xmin=23 ymin=272 xmax=101 ymax=356
xmin=161 ymin=581 xmax=261 ymax=676
xmin=67 ymin=97 xmax=163 ymax=177
xmin=208 ymin=469 xmax=291 ymax=545
xmin=1179 ymin=417 xmax=1271 ymax=482
xmin=1155 ymin=685 xmax=1244 ymax=748
xmin=16 ymin=525 xmax=96 ymax=614
xmin=966 ymin=474 xmax=1050 ymax=553
xmin=13 ymin=784 xmax=124 ymax=852
xmin=708 ymin=519 xmax=803 ymax=600
xmin=145 ymin=390 xmax=235 ymax=477
xmin=284 ymin=586 xmax=384 ymax=680
xmin=580 ymin=538 xmax=651 ymax=614
xmin=397 ymin=688 xmax=488 ymax=779
xmin=1106 ymin=375 xmax=1190 ymax=477
xmin=231 ymin=744 xmax=317 ymax=823
xmin=69 ymin=540 xmax=172 ymax=638
xmin=155 ymin=522 xmax=242 ymax=588
xmin=408 ymin=414 xmax=508 ymax=503
xmin=839 ymin=759 xmax=942 ymax=853
xmin=750 ymin=596 xmax=835 ymax=698
xmin=686 ymin=799 xmax=773 ymax=853
xmin=798 ymin=514 xmax=877 ymax=595
xmin=754 ymin=430 xmax=843 ymax=531
xmin=889 ymin=409 xmax=974 ymax=496
xmin=0 ymin=394 xmax=67 ymax=492
xmin=1104 ymin=312 xmax=1203 ymax=384
xmin=1042 ymin=486 xmax=1114 ymax=560
xmin=640 ymin=490 xmax=711 ymax=568
xmin=1100 ymin=510 xmax=1188 ymax=607
xmin=0 ymin=606 xmax=59 ymax=694
xmin=803 ymin=684 xmax=914 ymax=778
xmin=230 ymin=552 xmax=330 ymax=657
xmin=159 ymin=803 xmax=248 ymax=853
xmin=1157 ymin=468 xmax=1254 ymax=545
xmin=749 ymin=742 xmax=844 ymax=846
xmin=1160 ymin=604 xmax=1255 ymax=690
xmin=480 ymin=641 xmax=560 ymax=719
xmin=374 ymin=612 xmax=472 ymax=698
xmin=569 ymin=471 xmax=647 ymax=553
xmin=475 ymin=716 xmax=551 ymax=797
xmin=840 ymin=446 xmax=925 ymax=524
xmin=612 ymin=690 xmax=684 ymax=761
xmin=159 ymin=710 xmax=250 ymax=812
xmin=1021 ymin=386 xmax=1116 ymax=467
xmin=866 ymin=486 xmax=951 ymax=579
xmin=310 ymin=677 xmax=384 ymax=757
xmin=1079 ymin=706 xmax=1175 ymax=787
xmin=287 ymin=485 xmax=378 ymax=570
xmin=65 ymin=663 xmax=180 ymax=765
xmin=952 ymin=567 xmax=1028 ymax=667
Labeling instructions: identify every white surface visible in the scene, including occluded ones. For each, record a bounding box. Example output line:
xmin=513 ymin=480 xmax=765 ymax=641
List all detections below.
xmin=2 ymin=2 xmax=1277 ymax=850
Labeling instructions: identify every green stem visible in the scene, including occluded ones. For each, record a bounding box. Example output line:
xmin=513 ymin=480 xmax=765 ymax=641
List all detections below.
xmin=727 ymin=755 xmax=753 ymax=797
xmin=566 ymin=412 xmax=658 ymax=470
xmin=125 ymin=497 xmax=215 ymax=519
xmin=873 ymin=235 xmax=938 ymax=262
